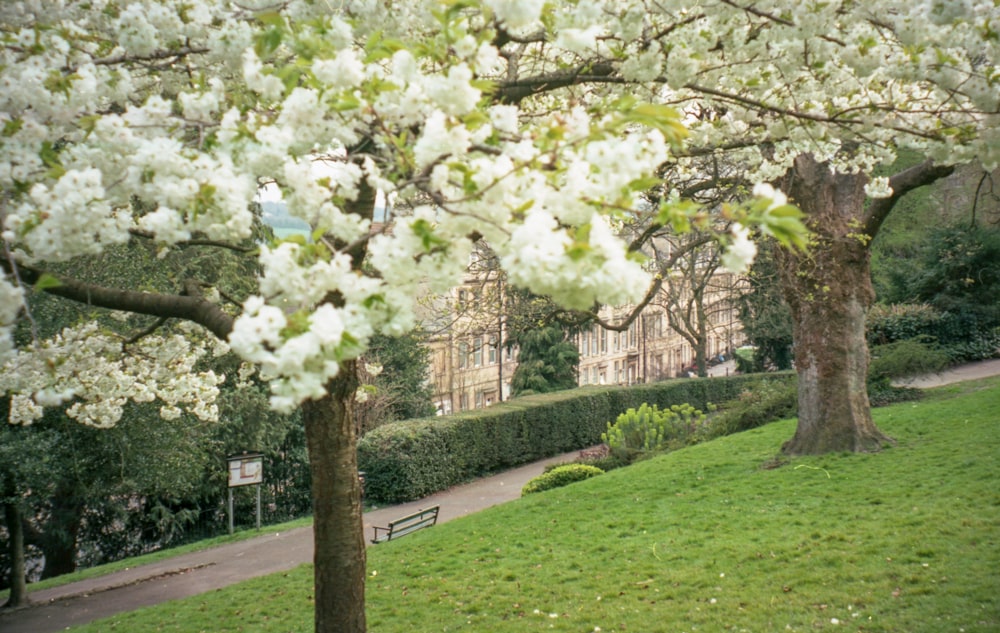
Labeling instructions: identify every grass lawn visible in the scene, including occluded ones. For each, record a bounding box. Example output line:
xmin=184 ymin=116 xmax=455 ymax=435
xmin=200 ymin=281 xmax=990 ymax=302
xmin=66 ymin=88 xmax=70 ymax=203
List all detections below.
xmin=70 ymin=377 xmax=999 ymax=632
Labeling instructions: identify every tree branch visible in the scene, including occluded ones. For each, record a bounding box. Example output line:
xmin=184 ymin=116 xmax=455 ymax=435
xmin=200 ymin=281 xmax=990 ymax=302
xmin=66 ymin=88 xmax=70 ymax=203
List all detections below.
xmin=128 ymin=229 xmax=255 ymax=253
xmin=494 ymin=62 xmax=620 ymax=104
xmin=7 ymin=263 xmax=236 ymax=340
xmin=862 ymin=160 xmax=956 ymax=239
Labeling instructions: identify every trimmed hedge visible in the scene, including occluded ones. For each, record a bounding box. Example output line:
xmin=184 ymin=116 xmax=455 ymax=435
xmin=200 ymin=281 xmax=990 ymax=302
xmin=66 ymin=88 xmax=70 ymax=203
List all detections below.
xmin=358 ymin=373 xmax=792 ymax=503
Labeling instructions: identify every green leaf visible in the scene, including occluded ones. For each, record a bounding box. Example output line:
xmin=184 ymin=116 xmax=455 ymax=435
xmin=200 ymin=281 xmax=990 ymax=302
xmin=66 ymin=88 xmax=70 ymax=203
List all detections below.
xmin=626 ymin=175 xmax=664 ymax=193
xmin=3 ymin=118 xmax=23 ymax=137
xmin=34 ymin=273 xmax=63 ymax=291
xmin=330 ymin=92 xmax=361 ymax=112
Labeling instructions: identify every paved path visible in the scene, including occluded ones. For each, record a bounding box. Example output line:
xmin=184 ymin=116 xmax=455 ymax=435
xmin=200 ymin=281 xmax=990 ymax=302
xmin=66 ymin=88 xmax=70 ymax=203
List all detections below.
xmin=1 ymin=358 xmax=997 ymax=633
xmin=0 ymin=449 xmax=585 ymax=633
xmin=892 ymin=357 xmax=1000 ymax=388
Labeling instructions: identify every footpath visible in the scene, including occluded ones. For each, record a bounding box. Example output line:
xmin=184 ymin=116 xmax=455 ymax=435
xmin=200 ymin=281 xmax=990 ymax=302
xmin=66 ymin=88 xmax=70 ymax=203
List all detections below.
xmin=2 ymin=358 xmax=998 ymax=633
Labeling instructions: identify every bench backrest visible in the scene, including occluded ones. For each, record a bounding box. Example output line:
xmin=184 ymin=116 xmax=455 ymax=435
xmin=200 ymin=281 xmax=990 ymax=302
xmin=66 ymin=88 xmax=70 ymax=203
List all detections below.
xmin=373 ymin=505 xmax=440 ymax=543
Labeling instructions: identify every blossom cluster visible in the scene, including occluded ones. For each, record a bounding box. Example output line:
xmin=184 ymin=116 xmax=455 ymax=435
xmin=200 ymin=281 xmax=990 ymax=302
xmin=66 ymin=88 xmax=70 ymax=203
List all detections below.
xmin=0 ymin=323 xmax=223 ymax=427
xmin=1 ymin=0 xmax=996 ymax=417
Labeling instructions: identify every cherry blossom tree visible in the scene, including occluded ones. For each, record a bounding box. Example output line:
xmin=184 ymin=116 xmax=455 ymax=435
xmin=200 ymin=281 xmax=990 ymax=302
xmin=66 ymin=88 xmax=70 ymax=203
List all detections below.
xmin=0 ymin=1 xmax=993 ymax=632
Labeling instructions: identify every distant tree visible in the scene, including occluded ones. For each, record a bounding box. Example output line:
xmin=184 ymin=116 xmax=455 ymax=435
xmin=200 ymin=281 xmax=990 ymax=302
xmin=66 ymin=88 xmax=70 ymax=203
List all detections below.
xmin=654 ymin=234 xmax=743 ymax=377
xmin=356 ymin=332 xmax=436 ymax=432
xmin=509 ymin=325 xmax=580 ymax=396
xmin=738 ymin=240 xmax=794 ymax=371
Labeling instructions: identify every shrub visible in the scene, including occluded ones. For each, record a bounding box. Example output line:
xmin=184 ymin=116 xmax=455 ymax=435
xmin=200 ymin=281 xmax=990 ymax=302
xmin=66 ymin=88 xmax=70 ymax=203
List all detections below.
xmin=867 ymin=303 xmax=943 ymax=346
xmin=867 ymin=303 xmax=1000 ymax=363
xmin=521 ymin=464 xmax=604 ymax=495
xmin=733 ymin=345 xmax=762 ymax=373
xmin=864 ymin=337 xmax=947 ymax=407
xmin=869 ymin=337 xmax=950 ymax=383
xmin=704 ymin=379 xmax=798 ymax=438
xmin=573 ymin=444 xmax=628 ymax=472
xmin=601 ymin=403 xmax=706 ymax=463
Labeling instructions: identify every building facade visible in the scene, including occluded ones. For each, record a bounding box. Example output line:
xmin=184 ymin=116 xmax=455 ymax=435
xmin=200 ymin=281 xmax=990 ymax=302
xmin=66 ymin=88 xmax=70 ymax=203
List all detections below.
xmin=425 ymin=264 xmax=746 ymax=413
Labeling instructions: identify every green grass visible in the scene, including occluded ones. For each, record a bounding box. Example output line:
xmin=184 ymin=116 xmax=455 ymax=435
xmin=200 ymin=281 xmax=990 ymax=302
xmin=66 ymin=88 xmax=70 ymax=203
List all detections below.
xmin=0 ymin=516 xmax=314 ymax=601
xmin=70 ymin=377 xmax=1000 ymax=632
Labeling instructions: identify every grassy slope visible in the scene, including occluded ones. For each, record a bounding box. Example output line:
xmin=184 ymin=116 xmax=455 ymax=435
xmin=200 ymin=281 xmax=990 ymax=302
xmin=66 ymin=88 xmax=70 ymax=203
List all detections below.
xmin=72 ymin=378 xmax=999 ymax=633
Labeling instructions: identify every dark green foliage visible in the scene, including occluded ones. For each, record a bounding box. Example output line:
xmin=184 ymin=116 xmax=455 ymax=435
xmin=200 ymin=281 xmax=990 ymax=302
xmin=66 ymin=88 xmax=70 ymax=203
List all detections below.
xmin=867 ymin=303 xmax=944 ymax=346
xmin=704 ymin=378 xmax=798 ymax=438
xmin=521 ymin=464 xmax=604 ymax=495
xmin=865 ymin=338 xmax=949 ymax=407
xmin=733 ymin=345 xmax=762 ymax=373
xmin=363 ymin=332 xmax=436 ymax=428
xmin=357 ymin=373 xmax=790 ymax=503
xmin=509 ymin=325 xmax=580 ymax=395
xmin=908 ymin=225 xmax=1000 ymax=323
xmin=869 ymin=338 xmax=951 ymax=383
xmin=503 ymin=286 xmax=591 ymax=396
xmin=737 ymin=239 xmax=794 ymax=370
xmin=867 ymin=303 xmax=1000 ymax=363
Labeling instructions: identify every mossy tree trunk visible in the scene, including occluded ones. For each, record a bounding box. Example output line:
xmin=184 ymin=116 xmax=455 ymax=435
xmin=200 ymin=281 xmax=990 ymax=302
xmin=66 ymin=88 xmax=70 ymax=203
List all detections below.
xmin=775 ymin=154 xmax=954 ymax=455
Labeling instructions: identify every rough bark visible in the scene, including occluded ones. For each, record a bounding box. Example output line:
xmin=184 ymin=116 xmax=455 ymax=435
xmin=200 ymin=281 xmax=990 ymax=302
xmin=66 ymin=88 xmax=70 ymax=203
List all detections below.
xmin=776 ymin=155 xmax=894 ymax=455
xmin=3 ymin=501 xmax=28 ymax=608
xmin=302 ymin=361 xmax=366 ymax=633
xmin=773 ymin=155 xmax=958 ymax=454
xmin=301 ymin=177 xmax=375 ymax=633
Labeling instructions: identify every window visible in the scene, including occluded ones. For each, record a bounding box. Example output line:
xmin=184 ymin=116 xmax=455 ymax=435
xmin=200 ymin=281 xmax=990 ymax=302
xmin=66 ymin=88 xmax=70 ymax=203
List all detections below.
xmin=599 ymin=327 xmax=607 ymax=354
xmin=488 ymin=336 xmax=497 ymax=364
xmin=458 ymin=342 xmax=468 ymax=369
xmin=473 ymin=336 xmax=483 ymax=366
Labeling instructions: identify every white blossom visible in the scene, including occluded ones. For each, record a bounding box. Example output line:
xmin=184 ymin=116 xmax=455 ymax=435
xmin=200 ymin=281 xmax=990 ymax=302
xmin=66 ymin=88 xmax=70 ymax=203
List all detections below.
xmin=721 ymin=224 xmax=758 ymax=274
xmin=1 ymin=0 xmax=994 ymax=417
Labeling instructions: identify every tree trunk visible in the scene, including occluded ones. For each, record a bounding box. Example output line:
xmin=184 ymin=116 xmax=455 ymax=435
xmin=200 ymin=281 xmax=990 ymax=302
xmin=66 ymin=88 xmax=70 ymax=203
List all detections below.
xmin=302 ymin=360 xmax=366 ymax=633
xmin=776 ymin=155 xmax=894 ymax=455
xmin=3 ymin=501 xmax=28 ymax=608
xmin=39 ymin=487 xmax=83 ymax=579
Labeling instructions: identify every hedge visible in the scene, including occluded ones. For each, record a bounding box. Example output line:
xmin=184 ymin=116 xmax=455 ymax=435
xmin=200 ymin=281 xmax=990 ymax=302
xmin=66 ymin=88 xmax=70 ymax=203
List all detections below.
xmin=357 ymin=372 xmax=792 ymax=503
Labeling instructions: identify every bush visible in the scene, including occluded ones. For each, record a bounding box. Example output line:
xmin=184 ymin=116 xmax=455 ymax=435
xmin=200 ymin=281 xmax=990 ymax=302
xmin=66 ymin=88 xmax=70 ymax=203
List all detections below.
xmin=601 ymin=403 xmax=706 ymax=463
xmin=869 ymin=337 xmax=950 ymax=383
xmin=521 ymin=464 xmax=604 ymax=495
xmin=867 ymin=303 xmax=943 ymax=346
xmin=867 ymin=303 xmax=1000 ymax=363
xmin=704 ymin=379 xmax=798 ymax=438
xmin=864 ymin=338 xmax=947 ymax=407
xmin=358 ymin=373 xmax=785 ymax=503
xmin=733 ymin=346 xmax=762 ymax=373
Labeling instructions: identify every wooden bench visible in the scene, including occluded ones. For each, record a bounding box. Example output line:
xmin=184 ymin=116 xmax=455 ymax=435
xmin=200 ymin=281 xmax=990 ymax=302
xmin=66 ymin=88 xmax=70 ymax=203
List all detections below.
xmin=371 ymin=506 xmax=440 ymax=544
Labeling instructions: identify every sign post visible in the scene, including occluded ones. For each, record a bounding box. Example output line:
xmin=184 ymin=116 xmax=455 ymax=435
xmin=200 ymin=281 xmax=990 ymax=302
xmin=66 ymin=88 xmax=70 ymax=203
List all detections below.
xmin=226 ymin=452 xmax=264 ymax=534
